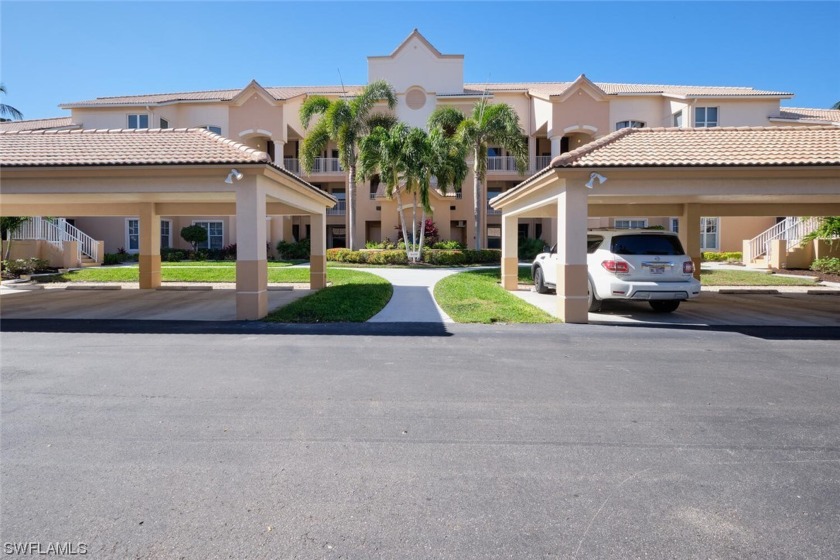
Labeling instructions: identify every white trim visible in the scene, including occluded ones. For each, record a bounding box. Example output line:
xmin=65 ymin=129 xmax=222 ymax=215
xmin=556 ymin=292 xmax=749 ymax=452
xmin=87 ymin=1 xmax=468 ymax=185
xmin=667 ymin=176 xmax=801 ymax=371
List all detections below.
xmin=614 ymin=218 xmax=648 ymax=229
xmin=563 ymin=124 xmax=598 ymax=134
xmin=125 ymin=217 xmax=140 ymax=254
xmin=700 ymin=216 xmax=720 ymax=251
xmin=127 ymin=113 xmax=149 ymax=129
xmin=160 ymin=219 xmax=173 ymax=249
xmin=191 ymin=220 xmax=225 ymax=250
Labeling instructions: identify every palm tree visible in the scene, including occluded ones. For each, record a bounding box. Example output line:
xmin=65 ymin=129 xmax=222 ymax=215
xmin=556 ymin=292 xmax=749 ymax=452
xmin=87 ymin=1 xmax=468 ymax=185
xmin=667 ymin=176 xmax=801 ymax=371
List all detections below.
xmin=430 ymin=101 xmax=528 ymax=249
xmin=299 ymin=80 xmax=397 ymax=250
xmin=0 ymin=84 xmax=23 ymax=121
xmin=358 ymin=121 xmax=467 ymax=261
xmin=832 ymin=101 xmax=840 ymax=110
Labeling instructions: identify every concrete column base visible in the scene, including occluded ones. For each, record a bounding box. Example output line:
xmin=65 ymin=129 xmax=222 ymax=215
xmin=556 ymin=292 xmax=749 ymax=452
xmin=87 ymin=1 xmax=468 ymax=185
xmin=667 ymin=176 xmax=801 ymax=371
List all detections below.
xmin=556 ymin=263 xmax=588 ymax=323
xmin=236 ymin=259 xmax=268 ymax=320
xmin=310 ymin=254 xmax=326 ymax=289
xmin=501 ymin=257 xmax=519 ymax=290
xmin=139 ymin=255 xmax=161 ymax=289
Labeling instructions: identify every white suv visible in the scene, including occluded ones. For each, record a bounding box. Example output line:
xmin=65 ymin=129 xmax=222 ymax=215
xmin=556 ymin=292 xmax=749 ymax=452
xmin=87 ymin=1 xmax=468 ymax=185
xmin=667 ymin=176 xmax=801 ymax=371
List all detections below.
xmin=531 ymin=229 xmax=701 ymax=313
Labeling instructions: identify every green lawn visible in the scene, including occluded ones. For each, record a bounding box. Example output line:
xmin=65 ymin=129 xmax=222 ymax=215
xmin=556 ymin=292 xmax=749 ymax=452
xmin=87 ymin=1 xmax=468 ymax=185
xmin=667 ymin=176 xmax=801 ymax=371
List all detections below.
xmin=41 ymin=265 xmax=308 ymax=284
xmin=434 ymin=268 xmax=557 ymax=324
xmin=700 ymin=269 xmax=817 ymax=286
xmin=159 ymin=260 xmax=298 ymax=267
xmin=264 ymin=269 xmax=392 ymax=323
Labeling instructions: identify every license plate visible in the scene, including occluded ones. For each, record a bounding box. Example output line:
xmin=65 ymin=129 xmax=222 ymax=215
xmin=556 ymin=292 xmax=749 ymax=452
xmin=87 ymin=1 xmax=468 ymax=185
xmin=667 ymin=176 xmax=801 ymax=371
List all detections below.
xmin=649 ymin=266 xmax=665 ymax=274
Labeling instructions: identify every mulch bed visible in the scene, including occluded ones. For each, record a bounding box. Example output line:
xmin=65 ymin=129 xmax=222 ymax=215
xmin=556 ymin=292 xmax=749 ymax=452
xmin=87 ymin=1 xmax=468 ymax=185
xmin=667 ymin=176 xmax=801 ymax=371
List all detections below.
xmin=774 ymin=268 xmax=840 ymax=283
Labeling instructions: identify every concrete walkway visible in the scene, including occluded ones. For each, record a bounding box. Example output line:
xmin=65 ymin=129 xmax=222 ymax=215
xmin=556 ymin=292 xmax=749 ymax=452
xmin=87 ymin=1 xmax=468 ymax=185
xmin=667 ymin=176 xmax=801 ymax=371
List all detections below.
xmin=358 ymin=267 xmax=462 ymax=323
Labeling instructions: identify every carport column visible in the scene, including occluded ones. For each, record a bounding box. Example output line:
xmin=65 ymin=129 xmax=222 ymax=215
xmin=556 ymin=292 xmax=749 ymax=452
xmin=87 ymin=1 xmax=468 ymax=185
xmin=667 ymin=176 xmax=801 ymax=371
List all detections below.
xmin=679 ymin=204 xmax=702 ymax=280
xmin=555 ymin=187 xmax=589 ymax=324
xmin=310 ymin=212 xmax=327 ymax=289
xmin=235 ymin=180 xmax=268 ymax=320
xmin=138 ymin=204 xmax=161 ymax=289
xmin=501 ymin=213 xmax=519 ymax=290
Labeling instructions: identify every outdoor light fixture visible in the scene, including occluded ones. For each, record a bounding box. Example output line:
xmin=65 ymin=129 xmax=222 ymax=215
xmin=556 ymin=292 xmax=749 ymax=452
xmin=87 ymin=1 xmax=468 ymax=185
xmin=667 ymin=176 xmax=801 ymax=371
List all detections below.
xmin=585 ymin=172 xmax=607 ymax=189
xmin=225 ymin=169 xmax=244 ymax=184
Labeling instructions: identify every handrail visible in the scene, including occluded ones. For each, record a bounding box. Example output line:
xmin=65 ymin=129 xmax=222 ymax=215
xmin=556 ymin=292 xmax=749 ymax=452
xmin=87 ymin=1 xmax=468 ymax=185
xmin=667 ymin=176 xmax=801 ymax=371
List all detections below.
xmin=11 ymin=217 xmax=100 ymax=263
xmin=326 ymin=200 xmax=346 ymax=216
xmin=748 ymin=216 xmax=821 ymax=260
xmin=284 ymin=157 xmax=343 ymax=175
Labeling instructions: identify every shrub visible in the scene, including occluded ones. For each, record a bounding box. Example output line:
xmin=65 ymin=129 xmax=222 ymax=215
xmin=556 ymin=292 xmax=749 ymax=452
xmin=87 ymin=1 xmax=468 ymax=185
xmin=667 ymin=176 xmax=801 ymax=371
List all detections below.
xmin=463 ymin=249 xmax=501 ymax=264
xmin=220 ymin=243 xmax=237 ymax=260
xmin=518 ymin=238 xmax=546 ymax=261
xmin=431 ymin=240 xmax=465 ymax=250
xmin=422 ymin=250 xmax=466 ymax=265
xmin=702 ymin=251 xmax=743 ymax=262
xmin=160 ymin=248 xmax=187 ymax=262
xmin=103 ymin=253 xmax=121 ymax=265
xmin=180 ymin=225 xmax=208 ymax=252
xmin=276 ymin=238 xmax=311 ymax=260
xmin=365 ymin=239 xmax=398 ymax=250
xmin=2 ymin=258 xmax=50 ymax=276
xmin=811 ymin=257 xmax=840 ymax=275
xmin=366 ymin=250 xmax=408 ymax=265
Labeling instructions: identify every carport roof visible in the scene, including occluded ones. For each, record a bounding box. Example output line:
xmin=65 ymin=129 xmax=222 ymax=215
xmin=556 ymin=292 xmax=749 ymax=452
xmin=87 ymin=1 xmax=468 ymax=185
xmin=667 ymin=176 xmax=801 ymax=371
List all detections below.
xmin=492 ymin=126 xmax=840 ymax=207
xmin=0 ymin=128 xmax=272 ymax=167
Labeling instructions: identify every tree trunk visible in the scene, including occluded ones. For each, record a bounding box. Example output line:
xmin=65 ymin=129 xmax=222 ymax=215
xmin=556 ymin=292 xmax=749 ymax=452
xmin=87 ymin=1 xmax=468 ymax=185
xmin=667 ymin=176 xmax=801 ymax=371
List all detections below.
xmin=394 ymin=188 xmax=411 ymax=261
xmin=418 ymin=208 xmax=427 ymax=258
xmin=473 ymin=147 xmax=483 ymax=250
xmin=347 ymin=165 xmax=357 ymax=250
xmin=410 ymin=192 xmax=418 ymax=262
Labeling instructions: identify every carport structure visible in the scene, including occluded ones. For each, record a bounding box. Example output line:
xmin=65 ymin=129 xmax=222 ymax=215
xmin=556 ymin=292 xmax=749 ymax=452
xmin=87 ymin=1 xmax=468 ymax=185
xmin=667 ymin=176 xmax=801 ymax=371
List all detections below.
xmin=0 ymin=128 xmax=336 ymax=320
xmin=491 ymin=126 xmax=840 ymax=323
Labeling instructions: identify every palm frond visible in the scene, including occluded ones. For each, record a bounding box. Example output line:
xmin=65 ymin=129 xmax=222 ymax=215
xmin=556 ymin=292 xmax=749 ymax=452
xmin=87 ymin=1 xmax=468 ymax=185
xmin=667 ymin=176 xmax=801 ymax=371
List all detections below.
xmin=299 ymin=119 xmax=330 ymax=173
xmin=299 ymin=96 xmax=331 ymax=129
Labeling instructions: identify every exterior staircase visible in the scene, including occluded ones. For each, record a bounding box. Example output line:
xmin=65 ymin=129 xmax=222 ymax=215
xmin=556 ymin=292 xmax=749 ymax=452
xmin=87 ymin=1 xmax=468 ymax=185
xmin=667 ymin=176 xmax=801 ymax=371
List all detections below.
xmin=11 ymin=217 xmax=102 ymax=267
xmin=744 ymin=216 xmax=820 ymax=268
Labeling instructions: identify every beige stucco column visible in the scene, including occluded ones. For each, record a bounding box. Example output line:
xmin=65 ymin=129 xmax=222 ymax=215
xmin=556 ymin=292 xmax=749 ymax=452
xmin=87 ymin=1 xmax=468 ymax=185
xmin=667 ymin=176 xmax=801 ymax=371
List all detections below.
xmin=138 ymin=203 xmax=161 ymax=289
xmin=501 ymin=213 xmax=519 ymax=290
xmin=555 ymin=187 xmax=589 ymax=323
xmin=679 ymin=204 xmax=702 ymax=280
xmin=310 ymin=212 xmax=327 ymax=289
xmin=235 ymin=181 xmax=268 ymax=320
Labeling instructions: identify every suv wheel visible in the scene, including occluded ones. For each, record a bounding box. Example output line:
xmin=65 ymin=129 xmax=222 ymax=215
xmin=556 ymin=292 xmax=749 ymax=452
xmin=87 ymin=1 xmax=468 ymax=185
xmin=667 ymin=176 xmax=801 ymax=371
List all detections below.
xmin=649 ymin=300 xmax=680 ymax=313
xmin=534 ymin=266 xmax=548 ymax=294
xmin=587 ymin=279 xmax=602 ymax=312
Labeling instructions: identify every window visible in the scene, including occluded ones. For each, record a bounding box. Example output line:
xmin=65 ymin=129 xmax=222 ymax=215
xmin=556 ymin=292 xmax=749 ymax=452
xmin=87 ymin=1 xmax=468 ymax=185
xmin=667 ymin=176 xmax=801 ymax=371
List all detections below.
xmin=487 ymin=226 xmax=502 ymax=249
xmin=614 ymin=218 xmax=648 ymax=229
xmin=700 ymin=217 xmax=719 ymax=250
xmin=615 ymin=120 xmax=646 ymax=130
xmin=202 ymin=125 xmax=222 ymax=135
xmin=192 ymin=221 xmax=224 ymax=250
xmin=127 ymin=114 xmax=149 ymax=129
xmin=159 ymin=117 xmax=169 ymax=129
xmin=670 ymin=218 xmax=679 ymax=233
xmin=369 ymin=175 xmax=380 ymax=199
xmin=518 ymin=223 xmax=529 ymax=239
xmin=126 ymin=219 xmax=139 ymax=252
xmin=161 ymin=220 xmax=172 ymax=249
xmin=695 ymin=107 xmax=718 ymax=127
xmin=673 ymin=111 xmax=683 ymax=127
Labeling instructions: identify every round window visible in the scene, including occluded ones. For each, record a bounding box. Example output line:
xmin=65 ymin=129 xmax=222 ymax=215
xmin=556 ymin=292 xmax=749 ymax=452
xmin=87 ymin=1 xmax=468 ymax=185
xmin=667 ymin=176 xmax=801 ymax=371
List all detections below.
xmin=405 ymin=88 xmax=427 ymax=110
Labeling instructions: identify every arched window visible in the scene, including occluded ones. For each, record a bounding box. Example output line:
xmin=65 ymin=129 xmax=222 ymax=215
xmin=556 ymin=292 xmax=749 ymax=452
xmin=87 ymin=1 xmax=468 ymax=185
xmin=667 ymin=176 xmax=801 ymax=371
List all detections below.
xmin=615 ymin=120 xmax=646 ymax=130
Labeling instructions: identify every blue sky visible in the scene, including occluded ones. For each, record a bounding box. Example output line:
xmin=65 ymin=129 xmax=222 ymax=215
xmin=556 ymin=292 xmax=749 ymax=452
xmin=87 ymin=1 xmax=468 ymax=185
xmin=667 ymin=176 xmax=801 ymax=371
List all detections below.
xmin=2 ymin=1 xmax=838 ymax=120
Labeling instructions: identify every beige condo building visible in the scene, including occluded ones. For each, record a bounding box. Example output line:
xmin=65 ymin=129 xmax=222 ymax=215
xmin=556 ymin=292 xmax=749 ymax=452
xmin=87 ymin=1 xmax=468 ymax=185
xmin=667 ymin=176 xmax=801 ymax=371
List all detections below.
xmin=4 ymin=29 xmax=839 ymax=258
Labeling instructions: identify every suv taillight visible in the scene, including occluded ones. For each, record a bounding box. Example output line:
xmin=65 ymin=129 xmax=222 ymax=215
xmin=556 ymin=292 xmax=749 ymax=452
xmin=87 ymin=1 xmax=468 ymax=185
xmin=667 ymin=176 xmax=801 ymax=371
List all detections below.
xmin=602 ymin=260 xmax=629 ymax=274
xmin=683 ymin=261 xmax=695 ymax=274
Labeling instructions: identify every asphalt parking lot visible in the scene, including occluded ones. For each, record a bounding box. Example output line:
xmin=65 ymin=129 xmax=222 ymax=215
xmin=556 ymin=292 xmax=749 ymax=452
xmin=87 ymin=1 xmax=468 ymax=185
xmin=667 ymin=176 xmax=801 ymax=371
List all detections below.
xmin=1 ymin=324 xmax=838 ymax=559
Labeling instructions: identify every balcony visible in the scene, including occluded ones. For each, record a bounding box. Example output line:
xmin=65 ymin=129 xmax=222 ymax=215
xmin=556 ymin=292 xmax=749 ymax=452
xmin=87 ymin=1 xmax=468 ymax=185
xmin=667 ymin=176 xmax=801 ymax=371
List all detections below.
xmin=282 ymin=157 xmax=343 ymax=175
xmin=326 ymin=199 xmax=346 ymax=216
xmin=486 ymin=156 xmax=519 ymax=174
xmin=532 ymin=155 xmax=552 ymax=171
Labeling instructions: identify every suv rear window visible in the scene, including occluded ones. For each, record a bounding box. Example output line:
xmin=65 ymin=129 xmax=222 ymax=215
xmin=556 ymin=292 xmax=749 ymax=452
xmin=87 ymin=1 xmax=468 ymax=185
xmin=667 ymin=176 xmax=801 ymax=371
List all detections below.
xmin=587 ymin=235 xmax=604 ymax=254
xmin=609 ymin=234 xmax=685 ymax=256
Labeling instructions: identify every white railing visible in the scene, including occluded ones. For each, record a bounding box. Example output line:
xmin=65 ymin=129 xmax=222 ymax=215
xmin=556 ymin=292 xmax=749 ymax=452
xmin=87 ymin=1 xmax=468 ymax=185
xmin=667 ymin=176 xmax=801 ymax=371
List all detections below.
xmin=327 ymin=200 xmax=346 ymax=216
xmin=283 ymin=158 xmax=301 ymax=175
xmin=486 ymin=156 xmax=518 ymax=173
xmin=748 ymin=216 xmax=822 ymax=261
xmin=532 ymin=155 xmax=552 ymax=171
xmin=11 ymin=217 xmax=100 ymax=263
xmin=282 ymin=157 xmax=343 ymax=175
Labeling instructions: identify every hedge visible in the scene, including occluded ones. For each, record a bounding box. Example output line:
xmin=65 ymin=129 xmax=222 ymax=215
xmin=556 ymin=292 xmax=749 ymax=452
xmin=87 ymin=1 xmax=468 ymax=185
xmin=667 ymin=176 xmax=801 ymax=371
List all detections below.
xmin=702 ymin=251 xmax=742 ymax=262
xmin=326 ymin=248 xmax=501 ymax=265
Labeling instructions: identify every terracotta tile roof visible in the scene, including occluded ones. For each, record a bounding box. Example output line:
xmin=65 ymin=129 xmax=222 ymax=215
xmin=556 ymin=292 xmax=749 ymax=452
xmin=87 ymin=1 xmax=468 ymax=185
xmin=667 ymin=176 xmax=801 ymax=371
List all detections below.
xmin=0 ymin=128 xmax=271 ymax=167
xmin=466 ymin=82 xmax=792 ymax=98
xmin=0 ymin=117 xmax=78 ymax=132
xmin=770 ymin=107 xmax=840 ymax=124
xmin=61 ymin=85 xmax=366 ymax=107
xmin=549 ymin=126 xmax=840 ymax=168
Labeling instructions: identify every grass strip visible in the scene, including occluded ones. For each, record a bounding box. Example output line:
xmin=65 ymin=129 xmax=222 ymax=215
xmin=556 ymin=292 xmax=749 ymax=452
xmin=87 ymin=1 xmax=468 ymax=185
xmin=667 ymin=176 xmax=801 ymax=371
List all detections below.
xmin=41 ymin=266 xmax=310 ymax=284
xmin=701 ymin=269 xmax=817 ymax=286
xmin=264 ymin=269 xmax=392 ymax=323
xmin=434 ymin=268 xmax=557 ymax=324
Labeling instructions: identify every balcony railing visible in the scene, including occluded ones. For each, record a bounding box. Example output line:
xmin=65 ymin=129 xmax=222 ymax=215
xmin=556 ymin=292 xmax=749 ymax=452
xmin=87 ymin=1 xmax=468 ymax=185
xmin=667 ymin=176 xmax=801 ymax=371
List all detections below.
xmin=326 ymin=199 xmax=346 ymax=216
xmin=533 ymin=155 xmax=552 ymax=171
xmin=282 ymin=157 xmax=343 ymax=175
xmin=486 ymin=156 xmax=518 ymax=173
